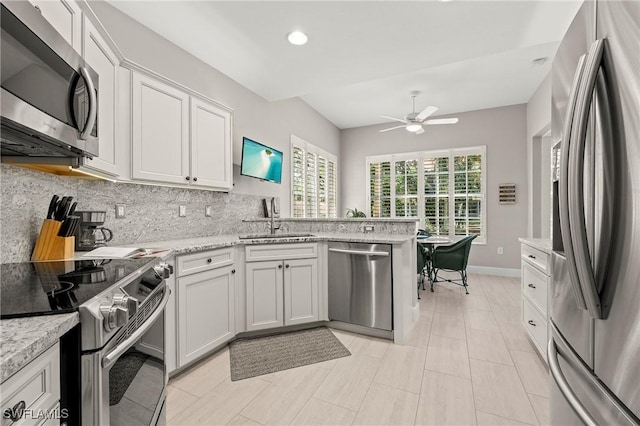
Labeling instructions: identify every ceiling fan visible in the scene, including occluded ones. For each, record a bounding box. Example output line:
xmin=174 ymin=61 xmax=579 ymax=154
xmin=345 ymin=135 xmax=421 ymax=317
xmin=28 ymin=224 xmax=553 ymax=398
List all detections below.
xmin=379 ymin=91 xmax=459 ymax=135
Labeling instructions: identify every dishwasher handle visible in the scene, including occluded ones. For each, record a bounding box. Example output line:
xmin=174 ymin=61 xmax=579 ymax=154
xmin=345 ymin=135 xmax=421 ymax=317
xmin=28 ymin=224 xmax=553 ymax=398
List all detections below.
xmin=329 ymin=248 xmax=389 ymax=257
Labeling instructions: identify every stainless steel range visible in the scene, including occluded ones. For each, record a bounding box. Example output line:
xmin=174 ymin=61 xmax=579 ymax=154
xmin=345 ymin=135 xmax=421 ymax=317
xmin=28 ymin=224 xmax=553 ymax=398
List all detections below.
xmin=1 ymin=257 xmax=173 ymax=426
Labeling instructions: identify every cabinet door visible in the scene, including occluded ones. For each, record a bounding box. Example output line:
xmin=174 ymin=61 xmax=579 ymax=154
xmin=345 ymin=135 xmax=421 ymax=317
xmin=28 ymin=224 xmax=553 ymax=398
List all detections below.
xmin=177 ymin=265 xmax=235 ymax=367
xmin=28 ymin=0 xmax=82 ymax=52
xmin=246 ymin=261 xmax=283 ymax=331
xmin=284 ymin=258 xmax=318 ymax=326
xmin=132 ymin=72 xmax=190 ymax=184
xmin=81 ymin=17 xmax=120 ymax=176
xmin=190 ymin=97 xmax=232 ymax=189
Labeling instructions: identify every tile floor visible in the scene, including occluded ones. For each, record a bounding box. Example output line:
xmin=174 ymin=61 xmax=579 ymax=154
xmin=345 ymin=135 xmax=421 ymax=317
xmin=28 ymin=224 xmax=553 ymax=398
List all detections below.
xmin=166 ymin=273 xmax=550 ymax=425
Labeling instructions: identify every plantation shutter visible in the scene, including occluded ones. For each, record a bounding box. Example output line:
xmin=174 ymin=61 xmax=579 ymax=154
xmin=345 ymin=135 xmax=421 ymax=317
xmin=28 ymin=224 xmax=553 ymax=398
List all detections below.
xmin=292 ymin=146 xmax=305 ymax=217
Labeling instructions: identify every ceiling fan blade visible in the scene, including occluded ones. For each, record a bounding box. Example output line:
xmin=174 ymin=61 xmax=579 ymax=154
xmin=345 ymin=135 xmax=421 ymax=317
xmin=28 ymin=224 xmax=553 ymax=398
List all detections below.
xmin=416 ymin=105 xmax=438 ymax=121
xmin=415 ymin=127 xmax=425 ymax=135
xmin=425 ymin=118 xmax=459 ymax=125
xmin=379 ymin=125 xmax=406 ymax=133
xmin=380 ymin=115 xmax=408 ymax=124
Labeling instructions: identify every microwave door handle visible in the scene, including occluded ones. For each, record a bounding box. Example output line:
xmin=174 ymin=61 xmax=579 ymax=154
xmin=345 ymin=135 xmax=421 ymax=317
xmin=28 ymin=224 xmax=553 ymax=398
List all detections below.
xmin=568 ymin=39 xmax=606 ymax=319
xmin=559 ymin=53 xmax=588 ymax=310
xmin=78 ymin=67 xmax=97 ymax=140
xmin=102 ymin=288 xmax=170 ymax=369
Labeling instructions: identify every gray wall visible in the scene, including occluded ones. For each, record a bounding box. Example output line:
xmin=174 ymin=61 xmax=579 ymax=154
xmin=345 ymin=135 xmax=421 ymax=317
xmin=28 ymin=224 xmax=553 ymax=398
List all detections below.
xmin=340 ymin=104 xmax=528 ymax=269
xmin=526 ymin=73 xmax=552 ymax=237
xmin=88 ymin=1 xmax=341 ymax=217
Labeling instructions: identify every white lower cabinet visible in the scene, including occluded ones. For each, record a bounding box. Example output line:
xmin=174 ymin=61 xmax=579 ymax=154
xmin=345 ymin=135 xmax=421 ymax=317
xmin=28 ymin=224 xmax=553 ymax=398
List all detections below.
xmin=245 ymin=260 xmax=284 ymax=331
xmin=520 ymin=239 xmax=551 ymax=363
xmin=0 ymin=343 xmax=60 ymax=426
xmin=284 ymin=258 xmax=318 ymax=326
xmin=245 ymin=244 xmax=319 ymax=331
xmin=174 ymin=248 xmax=236 ymax=370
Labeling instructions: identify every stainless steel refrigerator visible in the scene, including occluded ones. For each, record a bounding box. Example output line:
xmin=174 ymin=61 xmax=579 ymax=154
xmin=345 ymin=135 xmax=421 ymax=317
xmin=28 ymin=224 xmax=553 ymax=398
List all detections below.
xmin=550 ymin=0 xmax=639 ymax=425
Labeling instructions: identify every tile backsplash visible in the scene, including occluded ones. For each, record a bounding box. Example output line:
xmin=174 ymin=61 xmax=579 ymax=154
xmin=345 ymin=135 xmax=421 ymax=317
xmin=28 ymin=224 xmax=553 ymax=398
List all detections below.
xmin=0 ymin=165 xmax=265 ymax=263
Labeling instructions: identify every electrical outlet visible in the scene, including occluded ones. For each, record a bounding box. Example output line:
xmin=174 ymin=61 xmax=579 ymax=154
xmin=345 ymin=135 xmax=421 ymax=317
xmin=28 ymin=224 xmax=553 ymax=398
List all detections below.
xmin=363 ymin=225 xmax=375 ymax=233
xmin=179 ymin=205 xmax=186 ymax=217
xmin=115 ymin=203 xmax=126 ymax=219
xmin=497 ymin=247 xmax=504 ymax=255
xmin=205 ymin=205 xmax=212 ymax=217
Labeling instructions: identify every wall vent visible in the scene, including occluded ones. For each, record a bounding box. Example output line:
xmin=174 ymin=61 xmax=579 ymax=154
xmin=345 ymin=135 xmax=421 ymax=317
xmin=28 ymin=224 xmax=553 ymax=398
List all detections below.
xmin=499 ymin=183 xmax=516 ymax=204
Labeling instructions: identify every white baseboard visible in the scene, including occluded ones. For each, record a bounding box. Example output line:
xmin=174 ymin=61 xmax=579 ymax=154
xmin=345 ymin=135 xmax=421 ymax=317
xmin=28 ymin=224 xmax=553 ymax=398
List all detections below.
xmin=467 ymin=265 xmax=521 ymax=277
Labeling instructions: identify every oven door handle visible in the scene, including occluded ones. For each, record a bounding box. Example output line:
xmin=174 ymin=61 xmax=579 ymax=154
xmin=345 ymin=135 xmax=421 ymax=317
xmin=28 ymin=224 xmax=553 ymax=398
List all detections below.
xmin=102 ymin=288 xmax=170 ymax=369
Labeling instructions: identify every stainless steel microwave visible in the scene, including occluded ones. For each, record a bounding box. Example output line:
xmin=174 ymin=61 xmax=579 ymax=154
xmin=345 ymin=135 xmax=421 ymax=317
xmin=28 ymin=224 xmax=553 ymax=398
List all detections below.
xmin=1 ymin=1 xmax=99 ymax=166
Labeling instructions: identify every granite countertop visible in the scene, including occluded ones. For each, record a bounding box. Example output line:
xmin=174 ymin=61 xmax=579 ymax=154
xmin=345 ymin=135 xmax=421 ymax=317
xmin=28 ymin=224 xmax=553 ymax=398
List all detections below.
xmin=518 ymin=237 xmax=552 ymax=253
xmin=133 ymin=233 xmax=415 ymax=255
xmin=0 ymin=313 xmax=78 ymax=383
xmin=1 ymin=232 xmax=413 ymax=378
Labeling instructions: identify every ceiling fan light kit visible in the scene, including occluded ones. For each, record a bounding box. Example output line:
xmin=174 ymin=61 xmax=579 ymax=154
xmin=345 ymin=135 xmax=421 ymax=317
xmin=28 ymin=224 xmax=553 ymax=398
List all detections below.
xmin=380 ymin=91 xmax=459 ymax=134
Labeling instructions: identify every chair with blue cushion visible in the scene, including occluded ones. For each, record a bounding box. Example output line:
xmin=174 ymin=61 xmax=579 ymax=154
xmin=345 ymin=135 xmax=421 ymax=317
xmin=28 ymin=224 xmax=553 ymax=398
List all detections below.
xmin=430 ymin=235 xmax=477 ymax=294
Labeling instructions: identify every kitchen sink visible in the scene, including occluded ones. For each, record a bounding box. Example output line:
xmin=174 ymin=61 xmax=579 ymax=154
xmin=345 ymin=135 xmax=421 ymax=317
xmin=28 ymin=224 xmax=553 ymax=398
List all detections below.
xmin=238 ymin=233 xmax=315 ymax=239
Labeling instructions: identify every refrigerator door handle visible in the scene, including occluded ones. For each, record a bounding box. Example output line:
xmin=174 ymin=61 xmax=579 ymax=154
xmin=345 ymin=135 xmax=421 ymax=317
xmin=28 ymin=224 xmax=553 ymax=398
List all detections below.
xmin=559 ymin=53 xmax=588 ymax=310
xmin=548 ymin=337 xmax=599 ymax=426
xmin=568 ymin=39 xmax=606 ymax=319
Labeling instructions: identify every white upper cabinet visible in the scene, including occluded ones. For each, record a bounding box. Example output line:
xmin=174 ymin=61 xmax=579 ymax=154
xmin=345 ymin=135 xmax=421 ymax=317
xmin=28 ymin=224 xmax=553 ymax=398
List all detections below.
xmin=190 ymin=97 xmax=232 ymax=190
xmin=132 ymin=72 xmax=190 ymax=184
xmin=81 ymin=17 xmax=121 ymax=176
xmin=29 ymin=0 xmax=82 ymax=52
xmin=131 ymin=71 xmax=233 ymax=190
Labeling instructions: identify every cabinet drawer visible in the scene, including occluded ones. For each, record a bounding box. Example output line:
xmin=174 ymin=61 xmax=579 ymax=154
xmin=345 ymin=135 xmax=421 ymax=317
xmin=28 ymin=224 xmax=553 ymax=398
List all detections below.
xmin=177 ymin=248 xmax=234 ymax=277
xmin=245 ymin=243 xmax=317 ymax=262
xmin=521 ymin=244 xmax=549 ymax=274
xmin=1 ymin=343 xmax=60 ymax=426
xmin=522 ymin=298 xmax=548 ymax=360
xmin=522 ymin=261 xmax=548 ymax=315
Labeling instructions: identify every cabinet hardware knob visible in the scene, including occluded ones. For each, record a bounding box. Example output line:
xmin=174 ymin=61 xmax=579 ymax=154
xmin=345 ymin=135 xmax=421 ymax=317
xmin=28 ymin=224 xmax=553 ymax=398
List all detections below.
xmin=185 ymin=176 xmax=191 ymax=181
xmin=528 ymin=283 xmax=536 ymax=289
xmin=285 ymin=264 xmax=290 ymax=268
xmin=193 ymin=177 xmax=198 ymax=182
xmin=231 ymin=269 xmax=236 ymax=274
xmin=528 ymin=254 xmax=536 ymax=259
xmin=278 ymin=264 xmax=283 ymax=269
xmin=207 ymin=258 xmax=212 ymax=263
xmin=527 ymin=320 xmax=536 ymax=327
xmin=5 ymin=400 xmax=26 ymax=421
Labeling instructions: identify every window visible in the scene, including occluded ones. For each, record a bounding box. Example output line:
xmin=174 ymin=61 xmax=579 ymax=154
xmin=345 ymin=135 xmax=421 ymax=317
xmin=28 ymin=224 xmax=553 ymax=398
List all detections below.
xmin=291 ymin=135 xmax=338 ymax=218
xmin=367 ymin=146 xmax=486 ymax=243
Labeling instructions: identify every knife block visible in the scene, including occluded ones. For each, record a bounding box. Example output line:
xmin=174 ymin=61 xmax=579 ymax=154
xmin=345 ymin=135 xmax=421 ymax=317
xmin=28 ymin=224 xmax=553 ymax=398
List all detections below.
xmin=32 ymin=220 xmax=75 ymax=261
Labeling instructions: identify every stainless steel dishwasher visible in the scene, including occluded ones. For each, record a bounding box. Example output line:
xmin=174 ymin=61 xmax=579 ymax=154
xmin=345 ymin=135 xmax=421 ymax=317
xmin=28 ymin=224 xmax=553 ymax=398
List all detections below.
xmin=328 ymin=242 xmax=393 ymax=331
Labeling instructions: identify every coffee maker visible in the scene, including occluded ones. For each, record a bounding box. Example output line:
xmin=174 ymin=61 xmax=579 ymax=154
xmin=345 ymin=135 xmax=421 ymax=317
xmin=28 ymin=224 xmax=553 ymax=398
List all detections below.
xmin=75 ymin=211 xmax=114 ymax=251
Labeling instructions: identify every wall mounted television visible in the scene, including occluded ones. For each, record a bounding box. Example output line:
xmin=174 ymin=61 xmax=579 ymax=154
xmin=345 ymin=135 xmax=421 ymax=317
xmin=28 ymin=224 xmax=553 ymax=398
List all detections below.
xmin=240 ymin=137 xmax=283 ymax=184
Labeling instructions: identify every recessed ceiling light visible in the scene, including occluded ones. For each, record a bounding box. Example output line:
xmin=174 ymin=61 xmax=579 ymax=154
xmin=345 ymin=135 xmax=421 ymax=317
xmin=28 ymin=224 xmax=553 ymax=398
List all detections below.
xmin=288 ymin=31 xmax=308 ymax=46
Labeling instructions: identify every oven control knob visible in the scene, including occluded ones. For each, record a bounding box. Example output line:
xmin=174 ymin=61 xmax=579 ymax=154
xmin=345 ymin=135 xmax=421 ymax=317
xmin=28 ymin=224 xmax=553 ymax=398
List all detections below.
xmin=113 ymin=294 xmax=138 ymax=317
xmin=99 ymin=304 xmax=129 ymax=331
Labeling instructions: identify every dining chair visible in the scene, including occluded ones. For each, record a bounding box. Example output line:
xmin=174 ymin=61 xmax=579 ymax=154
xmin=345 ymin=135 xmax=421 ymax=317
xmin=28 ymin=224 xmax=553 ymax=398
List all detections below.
xmin=417 ymin=242 xmax=429 ymax=299
xmin=430 ymin=235 xmax=477 ymax=294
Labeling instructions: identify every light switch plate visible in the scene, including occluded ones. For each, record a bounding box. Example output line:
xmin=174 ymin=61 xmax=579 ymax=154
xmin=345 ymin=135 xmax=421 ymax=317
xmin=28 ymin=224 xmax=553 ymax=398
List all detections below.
xmin=115 ymin=203 xmax=126 ymax=219
xmin=179 ymin=205 xmax=186 ymax=217
xmin=205 ymin=205 xmax=212 ymax=217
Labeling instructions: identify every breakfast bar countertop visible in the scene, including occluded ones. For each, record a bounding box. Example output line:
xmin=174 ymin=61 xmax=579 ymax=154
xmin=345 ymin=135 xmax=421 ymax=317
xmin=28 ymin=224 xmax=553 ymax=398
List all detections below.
xmin=0 ymin=312 xmax=79 ymax=383
xmin=134 ymin=232 xmax=416 ymax=255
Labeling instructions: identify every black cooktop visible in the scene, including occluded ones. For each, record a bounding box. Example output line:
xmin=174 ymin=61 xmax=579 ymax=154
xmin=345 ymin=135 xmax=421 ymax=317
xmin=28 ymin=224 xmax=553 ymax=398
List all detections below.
xmin=0 ymin=257 xmax=157 ymax=319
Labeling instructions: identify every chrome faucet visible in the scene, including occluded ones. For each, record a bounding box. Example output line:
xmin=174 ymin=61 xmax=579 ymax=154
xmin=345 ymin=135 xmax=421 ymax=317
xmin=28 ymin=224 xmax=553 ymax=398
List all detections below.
xmin=270 ymin=197 xmax=281 ymax=234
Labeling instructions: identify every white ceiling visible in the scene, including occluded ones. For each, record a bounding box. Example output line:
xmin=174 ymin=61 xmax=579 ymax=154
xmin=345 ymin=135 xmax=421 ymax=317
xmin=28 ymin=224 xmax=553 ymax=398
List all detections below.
xmin=107 ymin=0 xmax=582 ymax=129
